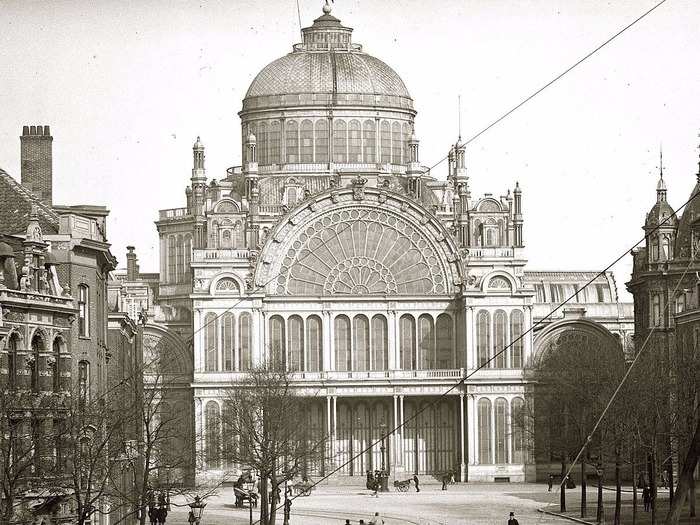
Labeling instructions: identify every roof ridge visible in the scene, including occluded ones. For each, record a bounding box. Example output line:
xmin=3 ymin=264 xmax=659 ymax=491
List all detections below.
xmin=0 ymin=168 xmax=59 ymax=225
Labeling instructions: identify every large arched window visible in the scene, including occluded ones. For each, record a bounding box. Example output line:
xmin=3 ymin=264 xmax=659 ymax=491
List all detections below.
xmin=78 ymin=360 xmax=90 ymax=403
xmin=176 ymin=234 xmax=184 ymax=283
xmin=333 ymin=120 xmax=347 ymax=163
xmin=494 ymin=310 xmax=507 ymax=368
xmin=511 ymin=397 xmax=526 ymax=464
xmin=314 ymin=120 xmax=329 ymax=163
xmin=400 ymin=314 xmax=416 ymax=370
xmin=269 ymin=315 xmax=286 ymax=369
xmin=436 ymin=314 xmax=454 ymax=369
xmin=300 ymin=120 xmax=313 ymax=163
xmin=222 ymin=313 xmax=235 ymax=371
xmin=418 ymin=314 xmax=435 ymax=369
xmin=306 ymin=315 xmax=323 ymax=372
xmin=205 ymin=401 xmax=220 ymax=470
xmin=510 ymin=310 xmax=524 ymax=369
xmin=239 ymin=313 xmax=252 ymax=371
xmin=363 ymin=120 xmax=376 ymax=163
xmin=348 ymin=120 xmax=362 ymax=162
xmin=204 ymin=313 xmax=218 ymax=371
xmin=269 ymin=121 xmax=281 ymax=164
xmin=476 ymin=310 xmax=490 ymax=368
xmin=167 ymin=235 xmax=176 ymax=284
xmin=7 ymin=333 xmax=19 ymax=388
xmin=402 ymin=122 xmax=411 ymax=165
xmin=30 ymin=334 xmax=42 ymax=392
xmin=287 ymin=315 xmax=304 ymax=372
xmin=78 ymin=284 xmax=89 ymax=337
xmin=495 ymin=398 xmax=508 ymax=463
xmin=352 ymin=315 xmax=370 ymax=372
xmin=391 ymin=121 xmax=402 ymax=164
xmin=184 ymin=234 xmax=192 ymax=282
xmin=52 ymin=338 xmax=62 ymax=392
xmin=258 ymin=121 xmax=268 ymax=165
xmin=334 ymin=315 xmax=351 ymax=372
xmin=478 ymin=398 xmax=492 ymax=464
xmin=371 ymin=315 xmax=388 ymax=371
xmin=286 ymin=120 xmax=299 ymax=163
xmin=380 ymin=121 xmax=391 ymax=164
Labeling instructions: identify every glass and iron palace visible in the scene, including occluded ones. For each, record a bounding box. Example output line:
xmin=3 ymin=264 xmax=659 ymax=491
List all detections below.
xmin=115 ymin=5 xmax=633 ymax=484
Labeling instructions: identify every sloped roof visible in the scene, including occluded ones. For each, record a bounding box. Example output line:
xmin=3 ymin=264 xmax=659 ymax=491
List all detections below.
xmin=0 ymin=168 xmax=58 ymax=235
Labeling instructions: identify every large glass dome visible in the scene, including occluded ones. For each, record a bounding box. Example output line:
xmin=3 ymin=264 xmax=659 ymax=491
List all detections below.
xmin=241 ymin=5 xmax=413 ymax=113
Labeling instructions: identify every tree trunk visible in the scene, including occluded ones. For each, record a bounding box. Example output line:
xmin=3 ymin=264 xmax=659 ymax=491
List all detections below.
xmin=649 ymin=450 xmax=658 ymax=525
xmin=560 ymin=458 xmax=567 ymax=513
xmin=260 ymin=474 xmax=269 ymax=525
xmin=689 ymin=473 xmax=696 ymax=518
xmin=633 ymin=444 xmax=638 ymax=525
xmin=597 ymin=467 xmax=604 ymax=523
xmin=614 ymin=447 xmax=622 ymax=525
xmin=581 ymin=460 xmax=587 ymax=518
xmin=269 ymin=472 xmax=278 ymax=525
xmin=665 ymin=418 xmax=700 ymax=524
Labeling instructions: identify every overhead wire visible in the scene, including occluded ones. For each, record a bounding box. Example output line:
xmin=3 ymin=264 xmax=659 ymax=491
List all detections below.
xmin=425 ymin=0 xmax=670 ymax=173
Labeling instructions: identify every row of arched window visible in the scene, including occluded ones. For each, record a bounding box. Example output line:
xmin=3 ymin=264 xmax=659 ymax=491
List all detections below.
xmin=245 ymin=119 xmax=412 ymax=166
xmin=4 ymin=332 xmax=67 ymax=393
xmin=476 ymin=310 xmax=524 ymax=369
xmin=165 ymin=233 xmax=192 ymax=284
xmin=203 ymin=312 xmax=252 ymax=372
xmin=267 ymin=313 xmax=456 ymax=372
xmin=477 ymin=397 xmax=526 ymax=465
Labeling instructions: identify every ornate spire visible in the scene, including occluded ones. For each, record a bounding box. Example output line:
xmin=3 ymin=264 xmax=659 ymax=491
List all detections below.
xmin=656 ymin=145 xmax=667 ymax=200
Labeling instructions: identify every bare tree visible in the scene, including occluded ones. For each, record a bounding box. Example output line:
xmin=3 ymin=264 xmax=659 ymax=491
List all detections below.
xmin=219 ymin=363 xmax=327 ymax=525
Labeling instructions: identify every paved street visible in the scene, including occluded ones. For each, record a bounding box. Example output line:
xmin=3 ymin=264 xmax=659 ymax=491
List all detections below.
xmin=165 ymin=483 xmax=571 ymax=525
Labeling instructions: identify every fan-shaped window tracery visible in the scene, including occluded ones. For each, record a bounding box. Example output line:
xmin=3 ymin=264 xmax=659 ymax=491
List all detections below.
xmin=279 ymin=209 xmax=447 ymax=296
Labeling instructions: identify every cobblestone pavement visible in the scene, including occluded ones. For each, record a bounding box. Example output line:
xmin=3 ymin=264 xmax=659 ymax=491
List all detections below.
xmin=165 ymin=483 xmax=571 ymax=525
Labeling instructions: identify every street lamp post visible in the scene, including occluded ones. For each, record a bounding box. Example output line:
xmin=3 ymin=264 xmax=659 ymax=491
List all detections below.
xmin=379 ymin=422 xmax=387 ymax=472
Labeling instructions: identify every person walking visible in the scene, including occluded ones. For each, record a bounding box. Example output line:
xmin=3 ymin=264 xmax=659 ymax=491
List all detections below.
xmin=547 ymin=473 xmax=554 ymax=492
xmin=369 ymin=511 xmax=384 ymax=525
xmin=642 ymin=485 xmax=651 ymax=512
xmin=413 ymin=473 xmax=420 ymax=492
xmin=507 ymin=511 xmax=520 ymax=525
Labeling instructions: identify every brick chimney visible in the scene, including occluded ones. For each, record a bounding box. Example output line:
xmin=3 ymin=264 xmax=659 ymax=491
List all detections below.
xmin=20 ymin=125 xmax=53 ymax=206
xmin=126 ymin=245 xmax=139 ymax=281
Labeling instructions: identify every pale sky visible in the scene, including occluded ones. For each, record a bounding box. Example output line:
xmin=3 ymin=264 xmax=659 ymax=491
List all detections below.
xmin=2 ymin=0 xmax=699 ymax=301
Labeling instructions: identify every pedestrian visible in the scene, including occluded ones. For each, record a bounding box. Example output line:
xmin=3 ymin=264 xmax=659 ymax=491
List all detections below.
xmin=369 ymin=511 xmax=384 ymax=525
xmin=345 ymin=520 xmax=351 ymax=525
xmin=547 ymin=473 xmax=554 ymax=492
xmin=660 ymin=469 xmax=668 ymax=489
xmin=507 ymin=511 xmax=519 ymax=525
xmin=366 ymin=470 xmax=373 ymax=490
xmin=413 ymin=473 xmax=420 ymax=492
xmin=148 ymin=504 xmax=157 ymax=525
xmin=642 ymin=485 xmax=650 ymax=512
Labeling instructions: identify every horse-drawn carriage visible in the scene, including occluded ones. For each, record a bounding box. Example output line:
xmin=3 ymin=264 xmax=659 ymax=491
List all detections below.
xmin=393 ymin=478 xmax=412 ymax=492
xmin=289 ymin=480 xmax=314 ymax=497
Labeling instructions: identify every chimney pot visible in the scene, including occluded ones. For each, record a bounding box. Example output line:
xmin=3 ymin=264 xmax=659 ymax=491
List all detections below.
xmin=30 ymin=125 xmax=36 ymax=134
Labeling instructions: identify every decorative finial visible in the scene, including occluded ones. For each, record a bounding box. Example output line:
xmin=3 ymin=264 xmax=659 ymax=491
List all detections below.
xmin=458 ymin=95 xmax=462 ymax=143
xmin=697 ymin=131 xmax=700 ymax=182
xmin=323 ymin=1 xmax=332 ymax=15
xmin=659 ymin=144 xmax=664 ymax=179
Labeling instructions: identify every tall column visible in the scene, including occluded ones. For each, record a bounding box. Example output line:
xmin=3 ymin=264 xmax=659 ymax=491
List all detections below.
xmin=490 ymin=397 xmax=496 ymax=465
xmin=398 ymin=395 xmax=405 ymax=471
xmin=460 ymin=393 xmax=466 ymax=481
xmin=506 ymin=396 xmax=512 ymax=464
xmin=393 ymin=312 xmax=401 ymax=370
xmin=332 ymin=395 xmax=338 ymax=468
xmin=194 ymin=309 xmax=202 ymax=372
xmin=280 ymin=118 xmax=286 ymax=166
xmin=326 ymin=395 xmax=332 ymax=473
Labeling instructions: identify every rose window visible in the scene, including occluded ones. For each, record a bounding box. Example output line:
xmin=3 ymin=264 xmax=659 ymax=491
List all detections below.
xmin=276 ymin=207 xmax=448 ymax=296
